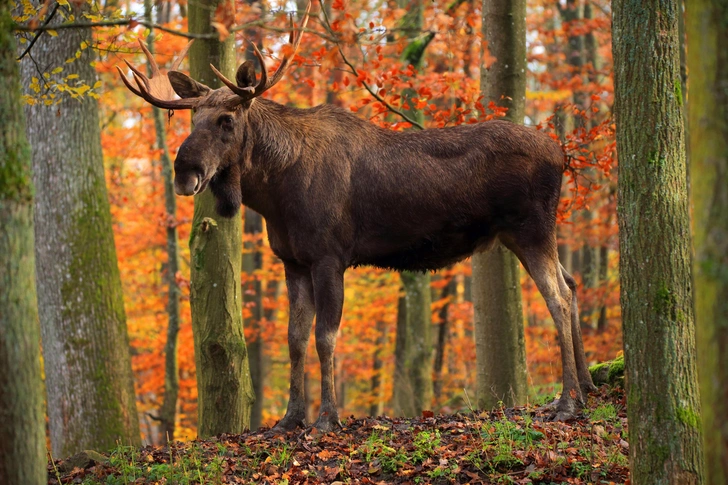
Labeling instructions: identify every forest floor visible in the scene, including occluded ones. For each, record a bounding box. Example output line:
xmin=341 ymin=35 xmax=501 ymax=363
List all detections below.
xmin=47 ymin=386 xmax=629 ymax=485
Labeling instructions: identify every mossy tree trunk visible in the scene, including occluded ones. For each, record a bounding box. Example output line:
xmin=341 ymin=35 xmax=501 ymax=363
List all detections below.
xmin=0 ymin=1 xmax=45 ymax=482
xmin=686 ymin=1 xmax=728 ymax=481
xmin=392 ymin=0 xmax=434 ymax=417
xmin=143 ymin=0 xmax=182 ymax=444
xmin=472 ymin=0 xmax=528 ymax=410
xmin=188 ymin=0 xmax=255 ymax=437
xmin=613 ymin=1 xmax=705 ymax=483
xmin=20 ymin=3 xmax=140 ymax=456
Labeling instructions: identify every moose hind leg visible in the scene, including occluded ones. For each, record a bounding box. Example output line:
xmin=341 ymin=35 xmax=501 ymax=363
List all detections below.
xmin=274 ymin=262 xmax=315 ymax=431
xmin=311 ymin=258 xmax=345 ymax=432
xmin=561 ymin=264 xmax=597 ymax=395
xmin=512 ymin=242 xmax=583 ymax=420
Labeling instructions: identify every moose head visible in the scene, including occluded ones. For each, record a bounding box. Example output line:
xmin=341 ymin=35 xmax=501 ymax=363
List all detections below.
xmin=117 ymin=2 xmax=310 ymax=214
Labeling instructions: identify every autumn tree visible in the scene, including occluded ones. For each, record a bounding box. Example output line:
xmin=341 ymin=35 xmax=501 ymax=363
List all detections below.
xmin=686 ymin=0 xmax=728 ymax=480
xmin=472 ymin=0 xmax=528 ymax=409
xmin=19 ymin=1 xmax=140 ymax=455
xmin=0 ymin=0 xmax=45 ymax=481
xmin=188 ymin=0 xmax=255 ymax=436
xmin=613 ymin=0 xmax=704 ymax=482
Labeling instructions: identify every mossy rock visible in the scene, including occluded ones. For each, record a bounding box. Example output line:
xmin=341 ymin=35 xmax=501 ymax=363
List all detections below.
xmin=589 ymin=355 xmax=624 ymax=387
xmin=58 ymin=450 xmax=109 ymax=473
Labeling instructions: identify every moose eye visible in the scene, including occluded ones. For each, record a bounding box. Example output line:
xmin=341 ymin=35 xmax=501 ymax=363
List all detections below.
xmin=218 ymin=115 xmax=234 ymax=129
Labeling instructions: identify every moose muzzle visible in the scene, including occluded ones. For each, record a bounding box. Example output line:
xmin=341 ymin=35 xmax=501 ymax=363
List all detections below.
xmin=174 ymin=173 xmax=200 ymax=196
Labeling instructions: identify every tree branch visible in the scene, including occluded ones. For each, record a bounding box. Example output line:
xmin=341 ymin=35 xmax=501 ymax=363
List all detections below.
xmin=17 ymin=2 xmax=60 ymax=60
xmin=319 ymin=5 xmax=425 ymax=130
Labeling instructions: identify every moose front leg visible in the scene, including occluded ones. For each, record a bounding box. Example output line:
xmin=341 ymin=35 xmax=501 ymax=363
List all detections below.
xmin=274 ymin=262 xmax=315 ymax=431
xmin=310 ymin=258 xmax=345 ymax=432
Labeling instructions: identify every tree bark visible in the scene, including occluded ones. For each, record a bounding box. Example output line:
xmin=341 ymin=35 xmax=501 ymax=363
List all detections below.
xmin=400 ymin=271 xmax=434 ymax=415
xmin=613 ymin=0 xmax=705 ymax=482
xmin=188 ymin=0 xmax=255 ymax=437
xmin=143 ymin=0 xmax=182 ymax=444
xmin=472 ymin=0 xmax=528 ymax=410
xmin=0 ymin=2 xmax=45 ymax=481
xmin=243 ymin=208 xmax=265 ymax=430
xmin=686 ymin=1 xmax=728 ymax=481
xmin=21 ymin=3 xmax=140 ymax=456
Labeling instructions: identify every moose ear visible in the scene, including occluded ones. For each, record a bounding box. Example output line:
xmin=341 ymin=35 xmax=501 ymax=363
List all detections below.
xmin=235 ymin=61 xmax=257 ymax=88
xmin=168 ymin=71 xmax=211 ymax=99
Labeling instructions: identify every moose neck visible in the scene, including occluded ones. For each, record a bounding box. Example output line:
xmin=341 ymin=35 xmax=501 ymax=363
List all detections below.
xmin=235 ymin=97 xmax=380 ymax=220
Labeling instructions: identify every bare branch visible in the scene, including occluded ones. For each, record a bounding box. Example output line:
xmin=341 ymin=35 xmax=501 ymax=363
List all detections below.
xmin=319 ymin=5 xmax=425 ymax=130
xmin=17 ymin=3 xmax=60 ymax=60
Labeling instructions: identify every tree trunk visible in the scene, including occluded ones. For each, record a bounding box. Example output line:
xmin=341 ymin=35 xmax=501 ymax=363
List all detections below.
xmin=686 ymin=1 xmax=728 ymax=480
xmin=392 ymin=294 xmax=415 ymax=416
xmin=243 ymin=208 xmax=265 ymax=430
xmin=400 ymin=271 xmax=433 ymax=415
xmin=433 ymin=277 xmax=455 ymax=400
xmin=390 ymin=0 xmax=434 ymax=417
xmin=188 ymin=0 xmax=255 ymax=437
xmin=369 ymin=318 xmax=387 ymax=417
xmin=143 ymin=0 xmax=182 ymax=444
xmin=472 ymin=0 xmax=528 ymax=410
xmin=613 ymin=1 xmax=705 ymax=483
xmin=21 ymin=5 xmax=140 ymax=456
xmin=0 ymin=3 xmax=45 ymax=481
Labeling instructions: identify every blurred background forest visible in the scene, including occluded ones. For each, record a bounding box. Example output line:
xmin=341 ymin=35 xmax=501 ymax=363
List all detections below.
xmin=15 ymin=0 xmax=620 ymax=445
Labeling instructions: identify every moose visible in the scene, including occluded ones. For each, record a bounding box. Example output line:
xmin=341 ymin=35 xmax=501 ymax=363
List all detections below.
xmin=118 ymin=3 xmax=595 ymax=431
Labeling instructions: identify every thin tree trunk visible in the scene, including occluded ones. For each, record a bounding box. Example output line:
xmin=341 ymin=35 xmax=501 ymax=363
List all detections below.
xmin=400 ymin=271 xmax=433 ymax=415
xmin=433 ymin=277 xmax=455 ymax=400
xmin=613 ymin=0 xmax=704 ymax=482
xmin=188 ymin=0 xmax=255 ymax=437
xmin=243 ymin=208 xmax=265 ymax=430
xmin=392 ymin=294 xmax=414 ymax=416
xmin=21 ymin=3 xmax=140 ymax=456
xmin=0 ymin=2 xmax=45 ymax=480
xmin=472 ymin=0 xmax=528 ymax=410
xmin=686 ymin=1 xmax=728 ymax=480
xmin=369 ymin=318 xmax=387 ymax=417
xmin=143 ymin=0 xmax=182 ymax=444
xmin=241 ymin=0 xmax=267 ymax=432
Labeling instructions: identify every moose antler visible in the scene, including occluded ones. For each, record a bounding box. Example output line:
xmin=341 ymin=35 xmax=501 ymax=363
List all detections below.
xmin=210 ymin=1 xmax=311 ymax=101
xmin=117 ymin=39 xmax=201 ymax=110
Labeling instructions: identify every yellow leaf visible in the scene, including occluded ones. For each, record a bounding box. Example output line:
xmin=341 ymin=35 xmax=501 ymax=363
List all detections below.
xmin=66 ymin=74 xmax=79 ymax=80
xmin=52 ymin=67 xmax=63 ymax=74
xmin=76 ymin=85 xmax=90 ymax=95
xmin=57 ymin=0 xmax=68 ymax=5
xmin=48 ymin=29 xmax=57 ymax=37
xmin=93 ymin=80 xmax=102 ymax=89
xmin=75 ymin=50 xmax=81 ymax=59
xmin=79 ymin=41 xmax=89 ymax=50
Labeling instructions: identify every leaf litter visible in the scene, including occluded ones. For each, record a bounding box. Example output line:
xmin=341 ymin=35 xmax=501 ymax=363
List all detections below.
xmin=48 ymin=386 xmax=628 ymax=484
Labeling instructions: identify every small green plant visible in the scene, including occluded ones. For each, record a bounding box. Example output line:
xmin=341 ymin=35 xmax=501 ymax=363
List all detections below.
xmin=412 ymin=429 xmax=441 ymax=464
xmin=269 ymin=442 xmax=293 ymax=468
xmin=359 ymin=429 xmax=408 ymax=474
xmin=589 ymin=403 xmax=618 ymax=422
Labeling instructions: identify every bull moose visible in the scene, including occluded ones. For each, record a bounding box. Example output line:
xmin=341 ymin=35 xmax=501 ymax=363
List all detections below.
xmin=118 ymin=2 xmax=595 ymax=431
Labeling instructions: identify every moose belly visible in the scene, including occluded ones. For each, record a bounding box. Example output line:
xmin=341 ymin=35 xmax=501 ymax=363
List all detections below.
xmin=351 ymin=229 xmax=490 ymax=272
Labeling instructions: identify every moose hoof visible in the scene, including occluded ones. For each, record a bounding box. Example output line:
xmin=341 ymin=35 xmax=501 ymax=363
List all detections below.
xmin=547 ymin=395 xmax=581 ymax=422
xmin=581 ymin=381 xmax=599 ymax=395
xmin=272 ymin=414 xmax=306 ymax=433
xmin=311 ymin=412 xmax=342 ymax=433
